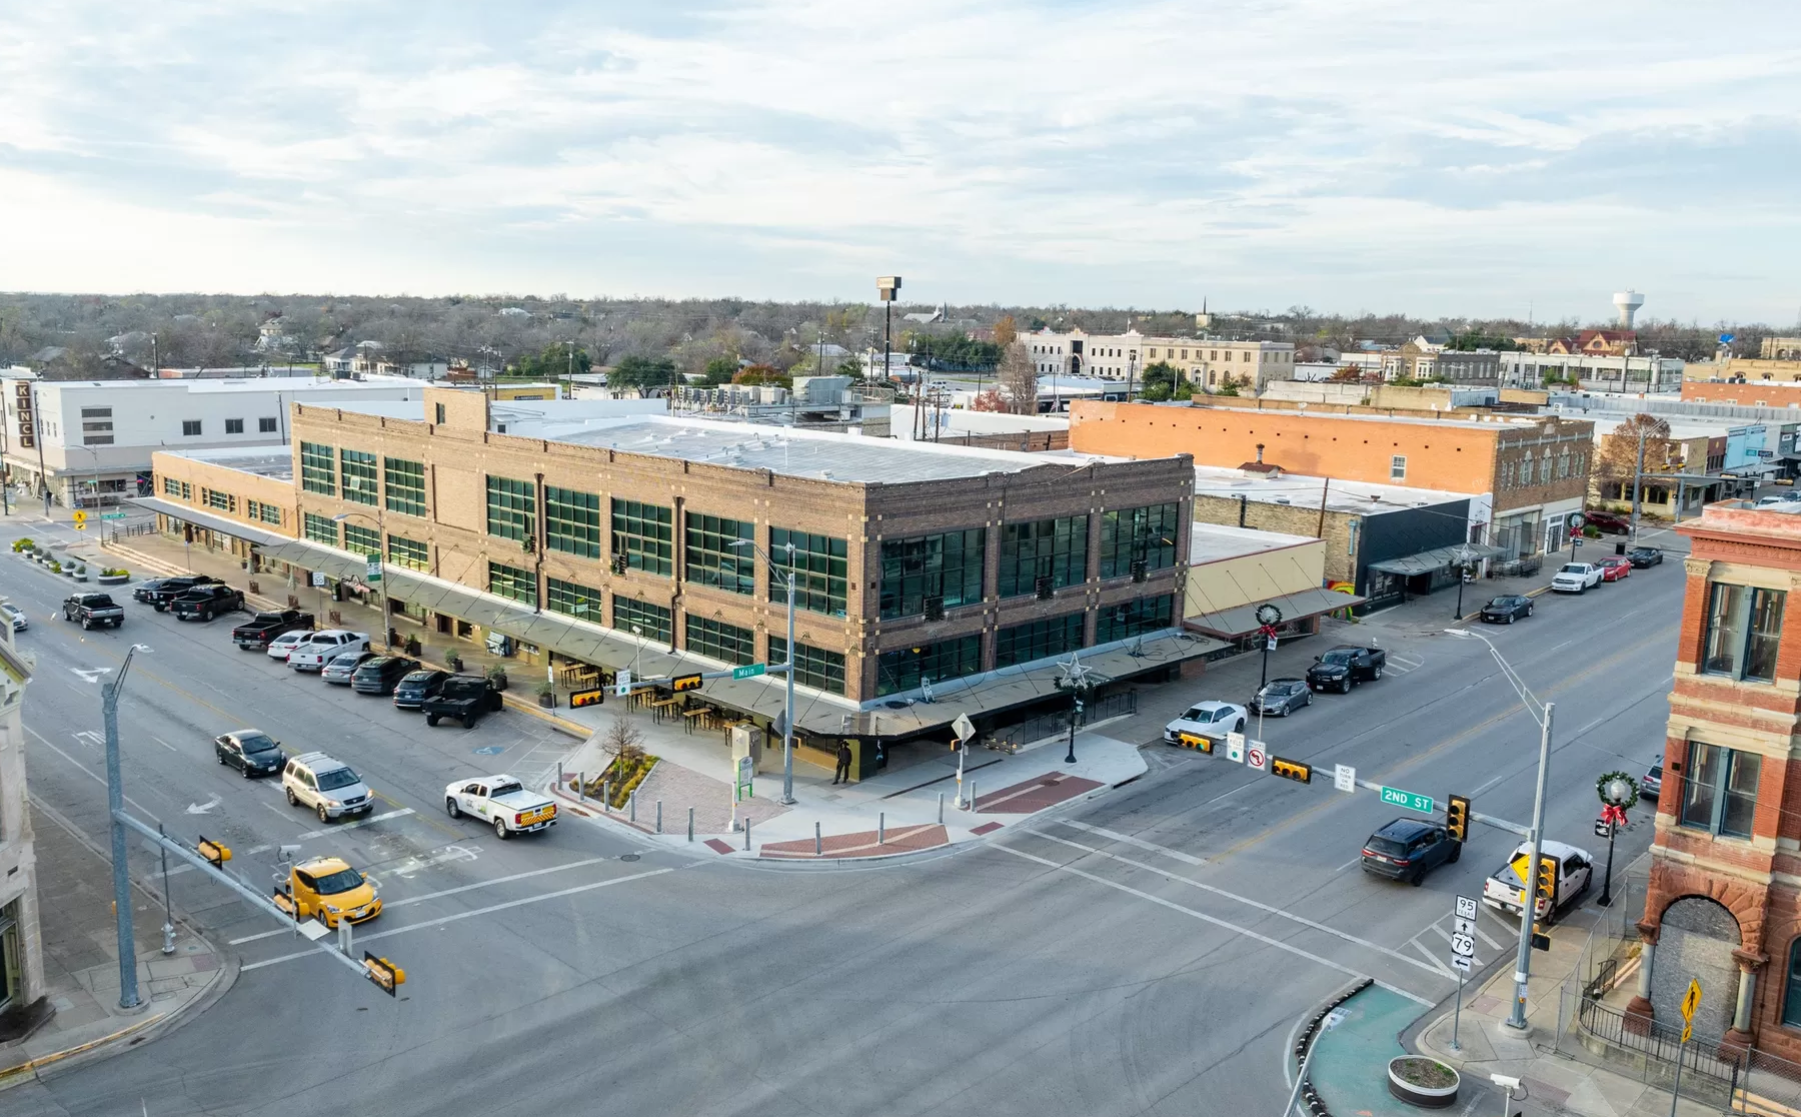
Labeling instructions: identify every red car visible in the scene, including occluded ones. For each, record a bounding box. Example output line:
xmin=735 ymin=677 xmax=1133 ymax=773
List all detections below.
xmin=1598 ymin=556 xmax=1631 ymax=582
xmin=1583 ymin=510 xmax=1631 ymax=535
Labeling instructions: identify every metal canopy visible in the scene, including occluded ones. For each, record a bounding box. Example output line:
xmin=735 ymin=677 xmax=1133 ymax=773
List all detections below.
xmin=128 ymin=497 xmax=292 ymax=549
xmin=1187 ymin=586 xmax=1367 ymax=638
xmin=1367 ymin=542 xmax=1506 ymax=578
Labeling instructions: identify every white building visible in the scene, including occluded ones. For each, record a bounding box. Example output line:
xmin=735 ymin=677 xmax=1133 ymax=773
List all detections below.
xmin=1020 ymin=327 xmax=1296 ymax=391
xmin=0 ymin=375 xmax=430 ymax=508
xmin=0 ymin=621 xmax=41 ymax=1018
xmin=1498 ymin=351 xmax=1684 ymax=394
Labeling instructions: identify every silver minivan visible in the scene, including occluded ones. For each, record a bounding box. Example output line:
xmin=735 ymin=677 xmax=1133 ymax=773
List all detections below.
xmin=282 ymin=751 xmax=375 ymax=823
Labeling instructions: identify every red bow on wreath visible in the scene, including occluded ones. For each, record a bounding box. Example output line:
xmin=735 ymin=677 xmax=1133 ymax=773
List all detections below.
xmin=1600 ymin=803 xmax=1628 ymax=827
xmin=1258 ymin=624 xmax=1280 ymax=640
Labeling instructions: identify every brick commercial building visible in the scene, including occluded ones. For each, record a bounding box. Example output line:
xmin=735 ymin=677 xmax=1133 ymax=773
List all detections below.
xmin=147 ymin=388 xmax=1209 ymax=769
xmin=1631 ymin=499 xmax=1801 ymax=1059
xmin=1069 ymin=401 xmax=1594 ymax=561
xmin=1020 ymin=327 xmax=1298 ymax=393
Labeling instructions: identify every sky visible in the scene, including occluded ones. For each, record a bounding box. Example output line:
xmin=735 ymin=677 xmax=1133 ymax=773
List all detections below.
xmin=1 ymin=0 xmax=1798 ymax=324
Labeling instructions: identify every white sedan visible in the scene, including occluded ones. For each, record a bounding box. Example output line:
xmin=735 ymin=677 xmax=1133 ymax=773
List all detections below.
xmin=266 ymin=630 xmax=310 ymax=662
xmin=1164 ymin=701 xmax=1248 ymax=746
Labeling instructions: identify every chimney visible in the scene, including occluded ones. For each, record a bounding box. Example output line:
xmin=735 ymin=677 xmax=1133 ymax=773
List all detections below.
xmin=1255 ymin=443 xmax=1265 ymax=463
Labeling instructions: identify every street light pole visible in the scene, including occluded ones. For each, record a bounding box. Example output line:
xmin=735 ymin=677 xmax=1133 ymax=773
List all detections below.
xmin=103 ymin=644 xmax=151 ymax=1012
xmin=732 ymin=539 xmax=798 ymax=804
xmin=333 ymin=509 xmax=387 ymax=650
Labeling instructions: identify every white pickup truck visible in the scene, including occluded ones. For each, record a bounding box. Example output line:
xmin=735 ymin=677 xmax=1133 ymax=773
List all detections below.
xmin=286 ymin=630 xmax=370 ymax=672
xmin=443 ymin=774 xmax=558 ymax=839
xmin=1482 ymin=839 xmax=1593 ymax=923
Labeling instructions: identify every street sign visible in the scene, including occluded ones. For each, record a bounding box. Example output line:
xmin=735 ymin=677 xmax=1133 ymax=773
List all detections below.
xmin=1266 ymin=636 xmax=1277 ymax=651
xmin=1450 ymin=933 xmax=1475 ymax=958
xmin=71 ymin=510 xmax=87 ymax=526
xmin=613 ymin=668 xmax=634 ymax=697
xmin=1456 ymin=895 xmax=1478 ymax=921
xmin=1594 ymin=818 xmax=1614 ymax=839
xmin=1246 ymin=745 xmax=1268 ymax=773
xmin=1681 ymin=1022 xmax=1693 ymax=1045
xmin=734 ymin=755 xmax=754 ymax=801
xmin=1681 ymin=979 xmax=1701 ymax=1023
xmin=732 ymin=663 xmax=767 ymax=680
xmin=1453 ymin=916 xmax=1476 ymax=937
xmin=1379 ymin=786 xmax=1434 ymax=814
xmin=310 ymin=571 xmax=327 ymax=587
xmin=365 ymin=557 xmax=381 ymax=583
xmin=1225 ymin=737 xmax=1245 ymax=763
xmin=1450 ymin=954 xmax=1472 ymax=973
xmin=952 ymin=713 xmax=976 ymax=742
xmin=1334 ymin=764 xmax=1356 ymax=793
xmin=101 ymin=511 xmax=125 ymax=521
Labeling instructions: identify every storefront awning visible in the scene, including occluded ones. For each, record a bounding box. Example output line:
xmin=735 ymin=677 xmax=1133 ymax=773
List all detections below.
xmin=250 ymin=535 xmax=1224 ymax=739
xmin=1187 ymin=586 xmax=1367 ymax=638
xmin=128 ymin=497 xmax=292 ymax=549
xmin=1367 ymin=542 xmax=1506 ymax=578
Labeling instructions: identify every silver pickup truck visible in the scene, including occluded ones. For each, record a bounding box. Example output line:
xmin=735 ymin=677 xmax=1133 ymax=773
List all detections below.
xmin=443 ymin=775 xmax=558 ymax=839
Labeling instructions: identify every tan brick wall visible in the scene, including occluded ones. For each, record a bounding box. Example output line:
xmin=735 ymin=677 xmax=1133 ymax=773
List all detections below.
xmin=1682 ymin=378 xmax=1801 ymax=405
xmin=1193 ymin=495 xmax=1356 ymax=584
xmin=150 ymin=451 xmax=298 ymax=538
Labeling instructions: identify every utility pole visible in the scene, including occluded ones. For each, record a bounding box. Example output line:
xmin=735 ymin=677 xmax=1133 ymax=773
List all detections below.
xmin=103 ymin=648 xmax=149 ymax=1012
xmin=1506 ymin=700 xmax=1554 ymax=1030
xmin=1630 ymin=424 xmax=1648 ymax=546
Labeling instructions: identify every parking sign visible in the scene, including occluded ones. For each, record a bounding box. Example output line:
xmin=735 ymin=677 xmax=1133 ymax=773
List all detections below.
xmin=1225 ymin=733 xmax=1245 ymax=763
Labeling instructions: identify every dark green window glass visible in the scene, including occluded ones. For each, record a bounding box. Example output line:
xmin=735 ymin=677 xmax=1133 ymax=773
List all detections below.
xmin=340 ymin=449 xmax=378 ymax=506
xmin=612 ymin=499 xmax=673 ymax=576
xmin=486 ymin=475 xmax=536 ymax=543
xmin=303 ymin=513 xmax=338 ymax=546
xmin=769 ymin=637 xmax=846 ymax=695
xmin=342 ymin=524 xmax=380 ymax=557
xmin=880 ymin=529 xmax=985 ymax=619
xmin=686 ymin=615 xmax=754 ymax=664
xmin=876 ymin=635 xmax=982 ymax=696
xmin=387 ymin=535 xmax=428 ymax=571
xmin=613 ymin=597 xmax=672 ymax=644
xmin=545 ymin=486 xmax=602 ymax=558
xmin=384 ymin=458 xmax=425 ymax=516
xmin=998 ymin=516 xmax=1087 ymax=598
xmin=1097 ymin=595 xmax=1175 ymax=643
xmin=300 ymin=442 xmax=335 ymax=496
xmin=488 ymin=561 xmax=538 ymax=606
xmin=685 ymin=513 xmax=756 ymax=595
xmin=771 ymin=528 xmax=847 ymax=616
xmin=546 ymin=577 xmax=605 ymax=621
xmin=1099 ymin=503 xmax=1179 ymax=579
xmin=994 ymin=613 xmax=1086 ymax=668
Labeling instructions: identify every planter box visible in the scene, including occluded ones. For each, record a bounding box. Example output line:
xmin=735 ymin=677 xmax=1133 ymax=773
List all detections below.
xmin=1387 ymin=1057 xmax=1459 ymax=1109
xmin=97 ymin=575 xmax=129 ymax=586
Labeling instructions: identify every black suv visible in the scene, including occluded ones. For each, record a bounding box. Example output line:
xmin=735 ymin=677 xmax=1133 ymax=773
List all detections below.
xmin=171 ymin=584 xmax=245 ymax=621
xmin=1361 ymin=818 xmax=1460 ymax=885
xmin=351 ymin=656 xmax=421 ymax=696
xmin=393 ymin=669 xmax=451 ymax=710
xmin=1306 ymin=645 xmax=1386 ymax=693
xmin=137 ymin=575 xmax=221 ymax=611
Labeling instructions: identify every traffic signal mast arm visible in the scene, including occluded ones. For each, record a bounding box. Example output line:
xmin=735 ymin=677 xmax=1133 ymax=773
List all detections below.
xmin=1348 ymin=779 xmax=1530 ymax=837
xmin=635 ymin=664 xmax=792 ymax=693
xmin=110 ymin=809 xmax=396 ymax=991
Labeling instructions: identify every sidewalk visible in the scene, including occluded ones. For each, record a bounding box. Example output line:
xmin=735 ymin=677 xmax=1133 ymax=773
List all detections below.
xmin=0 ymin=800 xmax=233 ymax=1089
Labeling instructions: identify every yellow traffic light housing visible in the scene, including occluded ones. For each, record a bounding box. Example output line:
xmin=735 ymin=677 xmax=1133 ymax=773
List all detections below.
xmin=197 ymin=835 xmax=231 ymax=869
xmin=1270 ymin=757 xmax=1312 ymax=784
xmin=363 ymin=952 xmax=406 ymax=996
xmin=671 ymin=673 xmax=703 ymax=693
xmin=1445 ymin=795 xmax=1470 ymax=843
xmin=1176 ymin=733 xmax=1213 ymax=753
xmin=1535 ymin=856 xmax=1558 ymax=904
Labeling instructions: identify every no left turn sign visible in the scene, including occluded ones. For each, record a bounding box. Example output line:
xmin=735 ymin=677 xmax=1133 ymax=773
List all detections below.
xmin=1247 ymin=747 xmax=1268 ymax=773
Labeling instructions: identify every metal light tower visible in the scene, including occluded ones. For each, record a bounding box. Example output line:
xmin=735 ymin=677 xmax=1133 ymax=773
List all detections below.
xmin=877 ymin=276 xmax=901 ymax=389
xmin=104 ymin=644 xmax=154 ymax=1011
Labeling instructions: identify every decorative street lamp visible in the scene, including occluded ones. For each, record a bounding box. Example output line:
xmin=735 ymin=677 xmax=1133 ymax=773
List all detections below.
xmin=1254 ymin=603 xmax=1283 ymax=691
xmin=1452 ymin=545 xmax=1476 ymax=621
xmin=1595 ymin=771 xmax=1638 ymax=908
xmin=1054 ymin=652 xmax=1099 ymax=766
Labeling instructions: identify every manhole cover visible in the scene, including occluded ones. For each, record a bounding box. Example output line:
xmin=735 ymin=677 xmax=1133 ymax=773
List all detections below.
xmin=619 ymin=853 xmax=640 ymax=862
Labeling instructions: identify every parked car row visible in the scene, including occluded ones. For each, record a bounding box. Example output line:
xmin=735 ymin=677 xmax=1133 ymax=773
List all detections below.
xmin=260 ymin=629 xmax=503 ymax=728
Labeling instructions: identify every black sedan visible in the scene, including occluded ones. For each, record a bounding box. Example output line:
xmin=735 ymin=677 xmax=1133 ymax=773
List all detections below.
xmin=1361 ymin=817 xmax=1460 ymax=885
xmin=1627 ymin=547 xmax=1664 ymax=568
xmin=1250 ymin=678 xmax=1312 ymax=717
xmin=213 ymin=729 xmax=284 ymax=778
xmin=1480 ymin=594 xmax=1534 ymax=624
xmin=393 ymin=669 xmax=451 ymax=710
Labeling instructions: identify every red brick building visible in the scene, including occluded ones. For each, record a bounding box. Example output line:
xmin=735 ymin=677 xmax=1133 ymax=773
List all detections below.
xmin=1634 ymin=500 xmax=1801 ymax=1057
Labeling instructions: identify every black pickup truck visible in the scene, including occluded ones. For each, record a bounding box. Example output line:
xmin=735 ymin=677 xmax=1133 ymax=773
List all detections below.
xmin=170 ymin=584 xmax=245 ymax=622
xmin=423 ymin=676 xmax=504 ymax=729
xmin=62 ymin=593 xmax=125 ymax=630
xmin=136 ymin=575 xmax=220 ymax=611
xmin=232 ymin=609 xmax=315 ymax=650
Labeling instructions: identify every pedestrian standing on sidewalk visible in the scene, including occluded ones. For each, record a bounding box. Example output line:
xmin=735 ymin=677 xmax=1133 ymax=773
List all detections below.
xmin=833 ymin=741 xmax=852 ymax=785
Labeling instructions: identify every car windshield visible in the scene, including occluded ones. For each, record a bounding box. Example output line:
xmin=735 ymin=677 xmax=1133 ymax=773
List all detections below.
xmin=1366 ymin=835 xmax=1408 ymax=856
xmin=1560 ymin=564 xmax=1585 ymax=574
xmin=1180 ymin=707 xmax=1209 ymax=721
xmin=400 ymin=672 xmax=435 ymax=685
xmin=328 ymin=653 xmax=362 ymax=668
xmin=1320 ymin=651 xmax=1354 ymax=665
xmin=312 ymin=868 xmax=364 ymax=895
xmin=238 ymin=733 xmax=278 ymax=754
xmin=1264 ymin=682 xmax=1300 ymax=696
xmin=316 ymin=768 xmax=361 ymax=791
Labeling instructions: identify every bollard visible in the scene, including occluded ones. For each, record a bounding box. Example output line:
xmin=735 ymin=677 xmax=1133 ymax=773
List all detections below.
xmin=577 ymin=772 xmax=586 ymax=803
xmin=687 ymin=806 xmax=695 ymax=842
xmin=602 ymin=781 xmax=610 ymax=813
xmin=743 ymin=818 xmax=752 ymax=851
xmin=337 ymin=916 xmax=353 ymax=958
xmin=629 ymin=790 xmax=637 ymax=824
xmin=970 ymin=780 xmax=977 ymax=814
xmin=938 ymin=792 xmax=945 ymax=825
xmin=557 ymin=761 xmax=564 ymax=791
xmin=656 ymin=800 xmax=663 ymax=834
xmin=815 ymin=821 xmax=822 ymax=856
xmin=878 ymin=812 xmax=885 ymax=845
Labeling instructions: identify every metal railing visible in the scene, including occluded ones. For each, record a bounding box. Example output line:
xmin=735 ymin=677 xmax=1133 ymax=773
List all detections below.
xmin=1577 ymin=996 xmax=1741 ymax=1098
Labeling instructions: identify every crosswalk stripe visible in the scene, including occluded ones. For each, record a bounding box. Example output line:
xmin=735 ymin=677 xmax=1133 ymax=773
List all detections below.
xmin=295 ymin=807 xmax=414 ymax=840
xmin=1056 ymin=820 xmax=1207 ymax=866
xmin=1409 ymin=938 xmax=1456 ymax=977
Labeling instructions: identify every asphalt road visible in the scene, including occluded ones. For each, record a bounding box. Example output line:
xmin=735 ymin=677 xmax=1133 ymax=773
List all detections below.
xmin=0 ymin=516 xmax=1680 ymax=1117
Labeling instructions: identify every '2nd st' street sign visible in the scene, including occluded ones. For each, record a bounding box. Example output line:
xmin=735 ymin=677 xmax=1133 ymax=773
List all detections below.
xmin=1380 ymin=786 xmax=1434 ymax=814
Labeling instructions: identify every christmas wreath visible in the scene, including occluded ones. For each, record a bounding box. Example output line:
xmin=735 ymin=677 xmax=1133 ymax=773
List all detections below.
xmin=1595 ymin=770 xmax=1639 ymax=827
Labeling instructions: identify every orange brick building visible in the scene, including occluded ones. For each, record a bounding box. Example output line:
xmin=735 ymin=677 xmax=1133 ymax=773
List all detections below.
xmin=1682 ymin=379 xmax=1801 ymax=407
xmin=1067 ymin=402 xmax=1594 ymax=558
xmin=1632 ymin=500 xmax=1801 ymax=1057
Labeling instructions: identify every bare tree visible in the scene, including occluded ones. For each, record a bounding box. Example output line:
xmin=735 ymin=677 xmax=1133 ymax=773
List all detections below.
xmin=1595 ymin=414 xmax=1673 ymax=502
xmin=998 ymin=342 xmax=1037 ymax=414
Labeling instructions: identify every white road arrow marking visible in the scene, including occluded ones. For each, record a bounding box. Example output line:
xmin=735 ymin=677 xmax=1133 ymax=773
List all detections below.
xmin=70 ymin=667 xmax=110 ymax=684
xmin=73 ymin=731 xmax=102 ymax=748
xmin=185 ymin=796 xmax=221 ymax=815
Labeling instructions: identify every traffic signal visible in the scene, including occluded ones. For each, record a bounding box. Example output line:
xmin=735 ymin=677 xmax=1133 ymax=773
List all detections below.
xmin=1270 ymin=757 xmax=1312 ymax=784
xmin=1177 ymin=733 xmax=1213 ymax=753
xmin=1445 ymin=795 xmax=1470 ymax=843
xmin=671 ymin=673 xmax=703 ymax=692
xmin=1535 ymin=856 xmax=1558 ymax=905
xmin=363 ymin=952 xmax=406 ymax=996
xmin=196 ymin=835 xmax=231 ymax=869
xmin=1532 ymin=923 xmax=1552 ymax=951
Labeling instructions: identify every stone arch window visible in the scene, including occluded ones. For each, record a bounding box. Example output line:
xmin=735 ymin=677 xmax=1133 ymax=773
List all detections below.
xmin=1654 ymin=895 xmax=1742 ymax=1043
xmin=1783 ymin=937 xmax=1801 ymax=1028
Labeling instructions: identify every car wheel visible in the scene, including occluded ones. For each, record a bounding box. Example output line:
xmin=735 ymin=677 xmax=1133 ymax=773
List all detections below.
xmin=216 ymin=752 xmax=226 ymax=765
xmin=1410 ymin=867 xmax=1425 ymax=887
xmin=1234 ymin=719 xmax=1244 ymax=732
xmin=446 ymin=798 xmax=461 ymax=819
xmin=494 ymin=818 xmax=510 ymax=840
xmin=242 ymin=764 xmax=254 ymax=779
xmin=285 ymin=787 xmax=299 ymax=806
xmin=1341 ymin=679 xmax=1352 ymax=694
xmin=81 ymin=617 xmax=92 ymax=630
xmin=1373 ymin=666 xmax=1383 ymax=680
xmin=316 ymin=804 xmax=330 ymax=824
xmin=201 ymin=609 xmax=212 ymax=621
xmin=1448 ymin=844 xmax=1461 ymax=864
xmin=426 ymin=714 xmax=440 ymax=726
xmin=462 ymin=715 xmax=476 ymax=729
xmin=1528 ymin=606 xmax=1534 ymax=616
xmin=1506 ymin=614 xmax=1514 ymax=624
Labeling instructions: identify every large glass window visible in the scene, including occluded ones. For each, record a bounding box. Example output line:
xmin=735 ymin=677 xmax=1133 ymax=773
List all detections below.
xmin=339 ymin=449 xmax=378 ymax=506
xmin=769 ymin=637 xmax=846 ymax=695
xmin=612 ymin=499 xmax=673 ymax=576
xmin=771 ymin=528 xmax=848 ymax=616
xmin=1702 ymin=583 xmax=1784 ymax=683
xmin=1783 ymin=939 xmax=1801 ymax=1028
xmin=1100 ymin=503 xmax=1180 ymax=579
xmin=488 ymin=561 xmax=537 ymax=606
xmin=546 ymin=577 xmax=604 ymax=621
xmin=387 ymin=535 xmax=428 ymax=571
xmin=1678 ymin=741 xmax=1761 ymax=839
xmin=300 ymin=442 xmax=335 ymax=495
xmin=1097 ymin=595 xmax=1175 ymax=643
xmin=303 ymin=512 xmax=338 ymax=546
xmin=384 ymin=458 xmax=425 ymax=517
xmin=249 ymin=500 xmax=283 ymax=526
xmin=613 ymin=597 xmax=672 ymax=644
xmin=686 ymin=616 xmax=754 ymax=664
xmin=545 ymin=487 xmax=602 ymax=558
xmin=999 ymin=516 xmax=1087 ymax=598
xmin=995 ymin=613 xmax=1086 ymax=668
xmin=877 ymin=635 xmax=982 ymax=696
xmin=685 ymin=513 xmax=755 ymax=595
xmin=203 ymin=488 xmax=235 ymax=513
xmin=343 ymin=524 xmax=380 ymax=557
xmin=486 ymin=476 xmax=536 ymax=543
xmin=880 ymin=529 xmax=985 ymax=618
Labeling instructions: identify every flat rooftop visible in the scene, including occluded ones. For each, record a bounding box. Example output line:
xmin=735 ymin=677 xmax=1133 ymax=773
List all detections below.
xmin=1189 ymin=523 xmax=1320 ymax=565
xmin=160 ymin=446 xmax=293 ymax=480
xmin=1173 ymin=402 xmax=1560 ymax=432
xmin=1192 ymin=465 xmax=1473 ymax=515
xmin=26 ymin=375 xmax=420 ymax=394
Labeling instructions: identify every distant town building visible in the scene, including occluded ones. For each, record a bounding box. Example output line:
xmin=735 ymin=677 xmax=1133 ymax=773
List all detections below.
xmin=1019 ymin=327 xmax=1296 ymax=392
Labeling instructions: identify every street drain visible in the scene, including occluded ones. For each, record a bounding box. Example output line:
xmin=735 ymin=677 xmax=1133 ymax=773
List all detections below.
xmin=620 ymin=853 xmax=640 ymax=862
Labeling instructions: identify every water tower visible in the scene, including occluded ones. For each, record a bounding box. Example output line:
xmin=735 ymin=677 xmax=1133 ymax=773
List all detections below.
xmin=1612 ymin=290 xmax=1645 ymax=329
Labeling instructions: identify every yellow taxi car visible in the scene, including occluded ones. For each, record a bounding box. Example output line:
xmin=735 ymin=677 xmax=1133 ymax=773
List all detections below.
xmin=272 ymin=855 xmax=382 ymax=928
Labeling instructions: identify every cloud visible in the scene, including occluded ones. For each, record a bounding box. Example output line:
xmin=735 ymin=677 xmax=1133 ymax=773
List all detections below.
xmin=0 ymin=0 xmax=1798 ymax=321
